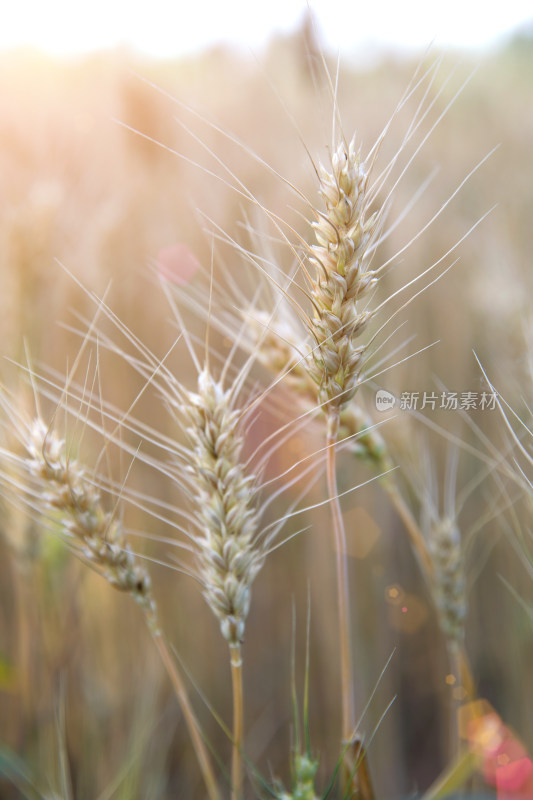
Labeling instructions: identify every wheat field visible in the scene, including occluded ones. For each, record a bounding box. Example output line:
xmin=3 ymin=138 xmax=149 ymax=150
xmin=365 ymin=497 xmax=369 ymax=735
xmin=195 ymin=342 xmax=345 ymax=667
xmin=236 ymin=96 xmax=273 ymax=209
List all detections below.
xmin=0 ymin=24 xmax=532 ymax=800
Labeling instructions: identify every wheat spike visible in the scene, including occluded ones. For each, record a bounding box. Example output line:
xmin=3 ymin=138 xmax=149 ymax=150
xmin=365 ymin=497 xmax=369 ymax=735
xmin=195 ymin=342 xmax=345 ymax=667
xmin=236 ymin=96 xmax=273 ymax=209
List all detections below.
xmin=306 ymin=138 xmax=379 ymax=413
xmin=25 ymin=418 xmax=157 ymax=625
xmin=183 ymin=368 xmax=263 ymax=646
xmin=428 ymin=517 xmax=467 ymax=645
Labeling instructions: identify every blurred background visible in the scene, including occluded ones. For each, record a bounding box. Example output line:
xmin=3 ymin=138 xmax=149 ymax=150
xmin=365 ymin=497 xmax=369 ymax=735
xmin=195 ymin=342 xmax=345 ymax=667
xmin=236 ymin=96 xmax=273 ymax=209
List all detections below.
xmin=0 ymin=3 xmax=533 ymax=799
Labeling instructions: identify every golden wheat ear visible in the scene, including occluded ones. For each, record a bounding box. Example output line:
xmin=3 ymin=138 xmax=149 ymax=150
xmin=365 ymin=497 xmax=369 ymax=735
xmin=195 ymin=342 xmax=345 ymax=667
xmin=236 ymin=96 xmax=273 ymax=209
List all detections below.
xmin=25 ymin=417 xmax=158 ymax=616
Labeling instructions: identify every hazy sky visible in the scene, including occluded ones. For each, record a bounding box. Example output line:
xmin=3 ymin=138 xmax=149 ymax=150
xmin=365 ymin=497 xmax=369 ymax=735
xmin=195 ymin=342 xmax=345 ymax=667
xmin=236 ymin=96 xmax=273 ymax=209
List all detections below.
xmin=2 ymin=0 xmax=532 ymax=58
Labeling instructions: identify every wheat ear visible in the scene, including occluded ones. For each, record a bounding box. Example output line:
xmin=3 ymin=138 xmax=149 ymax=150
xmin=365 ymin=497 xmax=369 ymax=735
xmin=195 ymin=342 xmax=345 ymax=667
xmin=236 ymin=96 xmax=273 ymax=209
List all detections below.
xmin=428 ymin=518 xmax=467 ymax=648
xmin=307 ymin=138 xmax=378 ymax=413
xmin=26 ymin=419 xmax=157 ymax=617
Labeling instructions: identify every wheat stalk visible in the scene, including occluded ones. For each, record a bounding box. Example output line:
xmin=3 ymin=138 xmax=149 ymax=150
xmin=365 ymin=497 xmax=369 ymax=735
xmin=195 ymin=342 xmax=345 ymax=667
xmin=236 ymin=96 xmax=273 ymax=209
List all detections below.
xmin=180 ymin=365 xmax=266 ymax=800
xmin=182 ymin=368 xmax=263 ymax=650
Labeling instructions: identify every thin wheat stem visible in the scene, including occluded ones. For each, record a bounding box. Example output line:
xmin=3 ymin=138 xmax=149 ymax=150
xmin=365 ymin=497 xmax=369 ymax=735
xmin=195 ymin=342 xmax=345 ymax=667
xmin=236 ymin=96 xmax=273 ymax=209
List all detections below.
xmin=326 ymin=412 xmax=355 ymax=751
xmin=230 ymin=643 xmax=244 ymax=800
xmin=381 ymin=475 xmax=435 ymax=578
xmin=152 ymin=631 xmax=220 ymax=800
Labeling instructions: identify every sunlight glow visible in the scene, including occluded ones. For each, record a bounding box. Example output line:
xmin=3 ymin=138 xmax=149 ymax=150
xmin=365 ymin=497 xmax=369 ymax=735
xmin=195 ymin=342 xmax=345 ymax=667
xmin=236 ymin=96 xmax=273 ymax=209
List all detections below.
xmin=2 ymin=0 xmax=532 ymax=59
